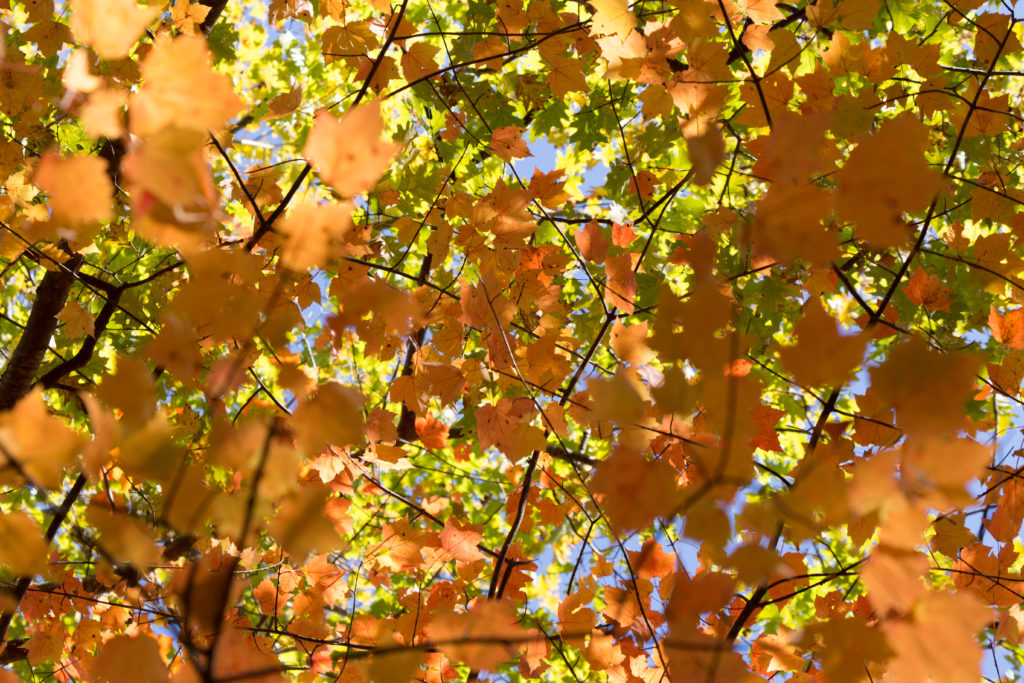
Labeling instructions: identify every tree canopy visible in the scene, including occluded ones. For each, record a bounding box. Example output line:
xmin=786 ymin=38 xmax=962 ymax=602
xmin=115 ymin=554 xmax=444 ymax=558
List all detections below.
xmin=2 ymin=0 xmax=1024 ymax=680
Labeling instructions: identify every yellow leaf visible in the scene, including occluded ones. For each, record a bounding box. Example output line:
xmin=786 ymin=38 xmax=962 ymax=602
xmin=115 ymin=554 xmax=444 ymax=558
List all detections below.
xmin=590 ymin=0 xmax=637 ymax=40
xmin=70 ymin=0 xmax=161 ymax=59
xmin=0 ymin=511 xmax=48 ymax=576
xmin=57 ymin=301 xmax=96 ymax=339
xmin=130 ymin=35 xmax=244 ymax=137
xmin=0 ymin=388 xmax=83 ymax=489
xmin=171 ymin=0 xmax=211 ymax=35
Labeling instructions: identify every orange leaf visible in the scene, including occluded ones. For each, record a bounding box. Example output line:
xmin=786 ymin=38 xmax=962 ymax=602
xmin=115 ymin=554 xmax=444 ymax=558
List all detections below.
xmin=35 ymin=153 xmax=112 ymax=225
xmin=575 ymin=220 xmax=609 ymax=264
xmin=990 ymin=306 xmax=1024 ymax=349
xmin=884 ymin=591 xmax=991 ymax=683
xmin=684 ymin=120 xmax=725 ymax=185
xmin=130 ymin=35 xmax=244 ymax=136
xmin=604 ymin=253 xmax=637 ymax=313
xmin=835 ymin=114 xmax=942 ymax=248
xmin=264 ymin=81 xmax=303 ymax=120
xmin=426 ymin=601 xmax=539 ymax=672
xmin=611 ymin=222 xmax=635 ymax=247
xmin=415 ymin=414 xmax=450 ymax=450
xmin=439 ymin=518 xmax=484 ymax=562
xmin=903 ymin=268 xmax=952 ymax=311
xmin=304 ymin=103 xmax=402 ymax=197
xmin=91 ymin=634 xmax=169 ymax=683
xmin=778 ymin=300 xmax=867 ymax=388
xmin=489 ymin=126 xmax=531 ymax=161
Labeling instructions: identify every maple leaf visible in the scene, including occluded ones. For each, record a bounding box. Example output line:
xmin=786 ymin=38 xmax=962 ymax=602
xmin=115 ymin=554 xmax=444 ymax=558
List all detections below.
xmin=414 ymin=414 xmax=450 ymax=450
xmin=401 ymin=42 xmax=440 ymax=82
xmin=264 ymin=82 xmax=303 ymax=120
xmin=0 ymin=511 xmax=48 ymax=576
xmin=35 ymin=153 xmax=112 ymax=225
xmin=529 ymin=168 xmax=572 ymax=208
xmin=590 ymin=0 xmax=637 ymax=40
xmin=0 ymin=388 xmax=84 ymax=489
xmin=278 ymin=199 xmax=356 ymax=270
xmin=903 ymin=268 xmax=952 ymax=311
xmin=684 ymin=119 xmax=725 ymax=185
xmin=130 ymin=35 xmax=244 ymax=136
xmin=989 ymin=306 xmax=1024 ymax=349
xmin=589 ymin=447 xmax=681 ymax=531
xmin=91 ymin=634 xmax=169 ymax=683
xmin=604 ymin=253 xmax=637 ymax=313
xmin=835 ymin=114 xmax=942 ymax=248
xmin=11 ymin=0 xmax=1024 ymax=678
xmin=439 ymin=518 xmax=484 ymax=562
xmin=171 ymin=0 xmax=211 ymax=34
xmin=304 ymin=103 xmax=403 ymax=197
xmin=70 ymin=0 xmax=162 ymax=59
xmin=628 ymin=169 xmax=659 ymax=199
xmin=545 ymin=54 xmax=589 ymax=97
xmin=778 ymin=300 xmax=867 ymax=388
xmin=489 ymin=126 xmax=531 ymax=161
xmin=426 ymin=602 xmax=539 ymax=672
xmin=575 ymin=220 xmax=610 ymax=263
xmin=57 ymin=302 xmax=96 ymax=339
xmin=884 ymin=591 xmax=991 ymax=683
xmin=868 ymin=335 xmax=982 ymax=438
xmin=611 ymin=320 xmax=655 ymax=365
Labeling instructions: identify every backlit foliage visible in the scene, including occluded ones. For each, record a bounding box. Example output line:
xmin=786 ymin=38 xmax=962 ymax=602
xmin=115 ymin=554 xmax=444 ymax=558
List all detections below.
xmin=1 ymin=0 xmax=1024 ymax=680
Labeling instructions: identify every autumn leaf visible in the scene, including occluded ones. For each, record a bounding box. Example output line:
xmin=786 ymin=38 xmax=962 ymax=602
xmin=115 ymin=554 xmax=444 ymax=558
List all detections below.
xmin=439 ymin=518 xmax=484 ymax=562
xmin=576 ymin=220 xmax=610 ymax=263
xmin=303 ymin=103 xmax=403 ymax=197
xmin=35 ymin=153 xmax=112 ymax=225
xmin=684 ymin=120 xmax=726 ymax=185
xmin=57 ymin=302 xmax=96 ymax=339
xmin=590 ymin=0 xmax=637 ymax=39
xmin=903 ymin=268 xmax=952 ymax=311
xmin=264 ymin=81 xmax=303 ymax=120
xmin=426 ymin=602 xmax=540 ymax=672
xmin=778 ymin=300 xmax=867 ymax=388
xmin=545 ymin=54 xmax=589 ymax=97
xmin=6 ymin=0 xmax=1024 ymax=680
xmin=489 ymin=126 xmax=531 ymax=161
xmin=0 ymin=511 xmax=48 ymax=576
xmin=70 ymin=0 xmax=162 ymax=60
xmin=401 ymin=42 xmax=440 ymax=82
xmin=0 ymin=388 xmax=83 ymax=489
xmin=884 ymin=591 xmax=991 ymax=683
xmin=130 ymin=35 xmax=244 ymax=136
xmin=278 ymin=199 xmax=356 ymax=270
xmin=835 ymin=114 xmax=942 ymax=248
xmin=589 ymin=447 xmax=681 ymax=531
xmin=604 ymin=253 xmax=637 ymax=313
xmin=529 ymin=168 xmax=572 ymax=208
xmin=414 ymin=414 xmax=450 ymax=450
xmin=990 ymin=306 xmax=1024 ymax=349
xmin=90 ymin=634 xmax=169 ymax=683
